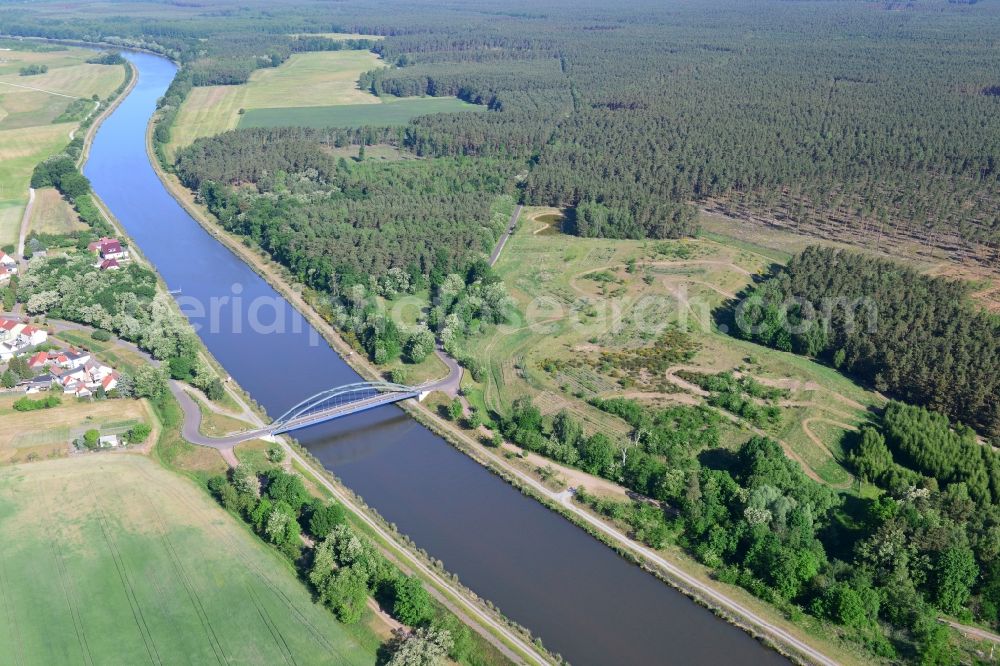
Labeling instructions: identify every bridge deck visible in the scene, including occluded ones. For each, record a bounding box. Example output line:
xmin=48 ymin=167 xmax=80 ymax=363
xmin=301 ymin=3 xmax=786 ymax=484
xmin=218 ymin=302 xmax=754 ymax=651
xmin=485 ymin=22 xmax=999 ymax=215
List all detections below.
xmin=194 ymin=382 xmax=425 ymax=447
xmin=273 ymin=391 xmax=419 ymax=434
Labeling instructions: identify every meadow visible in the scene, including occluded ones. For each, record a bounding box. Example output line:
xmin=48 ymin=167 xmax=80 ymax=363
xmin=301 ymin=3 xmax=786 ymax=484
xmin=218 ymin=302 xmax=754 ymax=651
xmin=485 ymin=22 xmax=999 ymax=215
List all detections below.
xmin=0 ymin=455 xmax=374 ymax=665
xmin=0 ymin=44 xmax=125 ymax=246
xmin=239 ymin=96 xmax=482 ymax=129
xmin=459 ymin=207 xmax=884 ymax=486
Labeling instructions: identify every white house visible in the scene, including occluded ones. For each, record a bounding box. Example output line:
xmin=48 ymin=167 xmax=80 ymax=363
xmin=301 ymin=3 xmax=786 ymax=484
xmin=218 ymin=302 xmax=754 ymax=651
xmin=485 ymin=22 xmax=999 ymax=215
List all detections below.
xmin=58 ymin=359 xmax=118 ymax=397
xmin=0 ymin=251 xmax=17 ymax=274
xmin=0 ymin=321 xmax=48 ymax=359
xmin=56 ymin=348 xmax=91 ymax=370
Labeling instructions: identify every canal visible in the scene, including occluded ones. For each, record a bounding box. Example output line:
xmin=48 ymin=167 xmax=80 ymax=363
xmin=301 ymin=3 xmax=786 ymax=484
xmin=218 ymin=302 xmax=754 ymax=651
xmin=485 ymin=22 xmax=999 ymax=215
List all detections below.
xmin=84 ymin=51 xmax=786 ymax=666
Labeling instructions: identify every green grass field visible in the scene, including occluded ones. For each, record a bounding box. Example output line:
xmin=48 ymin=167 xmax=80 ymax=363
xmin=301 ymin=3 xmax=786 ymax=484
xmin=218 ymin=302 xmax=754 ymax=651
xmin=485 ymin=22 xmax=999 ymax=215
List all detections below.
xmin=0 ymin=45 xmax=125 ymax=245
xmin=239 ymin=96 xmax=483 ymax=129
xmin=0 ymin=455 xmax=374 ymax=665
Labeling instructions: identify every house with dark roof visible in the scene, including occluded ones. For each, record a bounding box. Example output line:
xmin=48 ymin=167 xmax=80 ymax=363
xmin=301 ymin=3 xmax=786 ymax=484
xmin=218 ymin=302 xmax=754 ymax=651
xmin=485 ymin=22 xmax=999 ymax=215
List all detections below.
xmin=89 ymin=237 xmax=129 ymax=262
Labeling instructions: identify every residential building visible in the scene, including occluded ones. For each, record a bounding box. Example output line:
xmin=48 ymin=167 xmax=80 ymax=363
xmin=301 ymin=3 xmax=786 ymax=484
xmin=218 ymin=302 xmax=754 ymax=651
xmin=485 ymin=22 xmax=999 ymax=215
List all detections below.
xmin=57 ymin=359 xmax=118 ymax=397
xmin=89 ymin=237 xmax=129 ymax=262
xmin=0 ymin=321 xmax=48 ymax=360
xmin=23 ymin=374 xmax=53 ymax=394
xmin=0 ymin=251 xmax=17 ymax=274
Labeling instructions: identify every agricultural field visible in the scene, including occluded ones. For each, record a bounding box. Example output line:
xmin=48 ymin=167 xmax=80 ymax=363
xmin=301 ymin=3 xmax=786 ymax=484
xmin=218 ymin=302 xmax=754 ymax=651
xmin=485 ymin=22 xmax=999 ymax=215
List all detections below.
xmin=0 ymin=395 xmax=153 ymax=464
xmin=239 ymin=95 xmax=482 ymax=129
xmin=0 ymin=455 xmax=374 ymax=665
xmin=459 ymin=207 xmax=885 ymax=485
xmin=27 ymin=186 xmax=86 ymax=235
xmin=167 ymin=50 xmax=480 ymax=157
xmin=0 ymin=42 xmax=125 ymax=246
xmin=167 ymin=51 xmax=382 ymax=157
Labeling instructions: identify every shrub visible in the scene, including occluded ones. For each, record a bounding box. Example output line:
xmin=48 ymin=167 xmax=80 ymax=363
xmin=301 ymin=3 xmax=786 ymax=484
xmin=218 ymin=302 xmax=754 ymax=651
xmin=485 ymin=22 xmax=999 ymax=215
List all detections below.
xmin=13 ymin=395 xmax=61 ymax=411
xmin=126 ymin=423 xmax=152 ymax=444
xmin=83 ymin=429 xmax=100 ymax=449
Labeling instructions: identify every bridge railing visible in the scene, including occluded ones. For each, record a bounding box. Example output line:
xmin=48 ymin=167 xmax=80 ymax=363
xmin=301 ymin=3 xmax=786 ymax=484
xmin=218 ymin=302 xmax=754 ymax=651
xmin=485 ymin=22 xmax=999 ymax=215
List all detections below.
xmin=271 ymin=381 xmax=419 ymax=430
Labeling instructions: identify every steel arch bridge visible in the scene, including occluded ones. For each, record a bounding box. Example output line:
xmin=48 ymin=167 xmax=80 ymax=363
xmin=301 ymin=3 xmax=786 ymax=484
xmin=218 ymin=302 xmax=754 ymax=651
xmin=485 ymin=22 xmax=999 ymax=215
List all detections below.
xmin=268 ymin=381 xmax=422 ymax=435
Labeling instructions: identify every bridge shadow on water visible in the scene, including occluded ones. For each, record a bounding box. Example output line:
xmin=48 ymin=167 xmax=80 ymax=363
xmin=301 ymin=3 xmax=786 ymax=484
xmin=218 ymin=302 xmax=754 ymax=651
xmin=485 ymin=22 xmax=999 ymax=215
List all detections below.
xmin=296 ymin=407 xmax=422 ymax=466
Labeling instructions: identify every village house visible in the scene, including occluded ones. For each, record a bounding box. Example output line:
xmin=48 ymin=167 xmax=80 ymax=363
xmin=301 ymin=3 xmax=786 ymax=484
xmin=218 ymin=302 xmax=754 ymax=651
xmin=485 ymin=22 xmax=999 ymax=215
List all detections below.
xmin=88 ymin=237 xmax=130 ymax=262
xmin=0 ymin=250 xmax=17 ymax=275
xmin=0 ymin=320 xmax=48 ymax=360
xmin=23 ymin=374 xmax=53 ymax=394
xmin=54 ymin=359 xmax=118 ymax=398
xmin=27 ymin=347 xmax=89 ymax=371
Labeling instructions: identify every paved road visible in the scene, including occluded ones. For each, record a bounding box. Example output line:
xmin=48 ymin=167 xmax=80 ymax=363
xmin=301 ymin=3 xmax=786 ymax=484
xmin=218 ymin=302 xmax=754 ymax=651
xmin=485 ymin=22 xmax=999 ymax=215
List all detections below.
xmin=489 ymin=204 xmax=523 ymax=266
xmin=432 ymin=344 xmax=463 ymax=396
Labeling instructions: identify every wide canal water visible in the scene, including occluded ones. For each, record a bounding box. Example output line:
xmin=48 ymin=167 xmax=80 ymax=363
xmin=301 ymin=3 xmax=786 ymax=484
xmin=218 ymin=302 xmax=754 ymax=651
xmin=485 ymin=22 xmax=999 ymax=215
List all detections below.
xmin=84 ymin=51 xmax=786 ymax=666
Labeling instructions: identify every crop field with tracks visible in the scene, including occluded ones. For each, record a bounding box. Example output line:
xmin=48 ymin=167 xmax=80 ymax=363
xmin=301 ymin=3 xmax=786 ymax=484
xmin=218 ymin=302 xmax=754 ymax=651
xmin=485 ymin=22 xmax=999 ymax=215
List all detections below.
xmin=0 ymin=455 xmax=374 ymax=665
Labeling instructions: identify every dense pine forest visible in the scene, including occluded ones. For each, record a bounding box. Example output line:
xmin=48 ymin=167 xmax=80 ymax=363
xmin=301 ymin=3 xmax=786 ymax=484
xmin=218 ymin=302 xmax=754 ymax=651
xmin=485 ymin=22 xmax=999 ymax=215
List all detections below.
xmin=174 ymin=127 xmax=518 ymax=293
xmin=3 ymin=0 xmax=1000 ymax=255
xmin=732 ymin=246 xmax=1000 ymax=438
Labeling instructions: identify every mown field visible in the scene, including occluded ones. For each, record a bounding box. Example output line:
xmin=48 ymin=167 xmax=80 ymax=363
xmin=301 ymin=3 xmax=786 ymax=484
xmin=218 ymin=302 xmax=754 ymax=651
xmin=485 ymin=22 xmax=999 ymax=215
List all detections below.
xmin=167 ymin=50 xmax=383 ymax=157
xmin=460 ymin=207 xmax=884 ymax=486
xmin=28 ymin=186 xmax=86 ymax=235
xmin=0 ymin=42 xmax=125 ymax=246
xmin=239 ymin=96 xmax=482 ymax=129
xmin=0 ymin=455 xmax=374 ymax=665
xmin=0 ymin=395 xmax=152 ymax=464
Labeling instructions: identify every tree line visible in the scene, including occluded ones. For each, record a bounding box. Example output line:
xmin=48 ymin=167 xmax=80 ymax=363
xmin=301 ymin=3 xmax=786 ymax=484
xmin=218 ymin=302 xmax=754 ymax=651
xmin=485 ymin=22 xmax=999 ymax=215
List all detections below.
xmin=206 ymin=463 xmax=492 ymax=664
